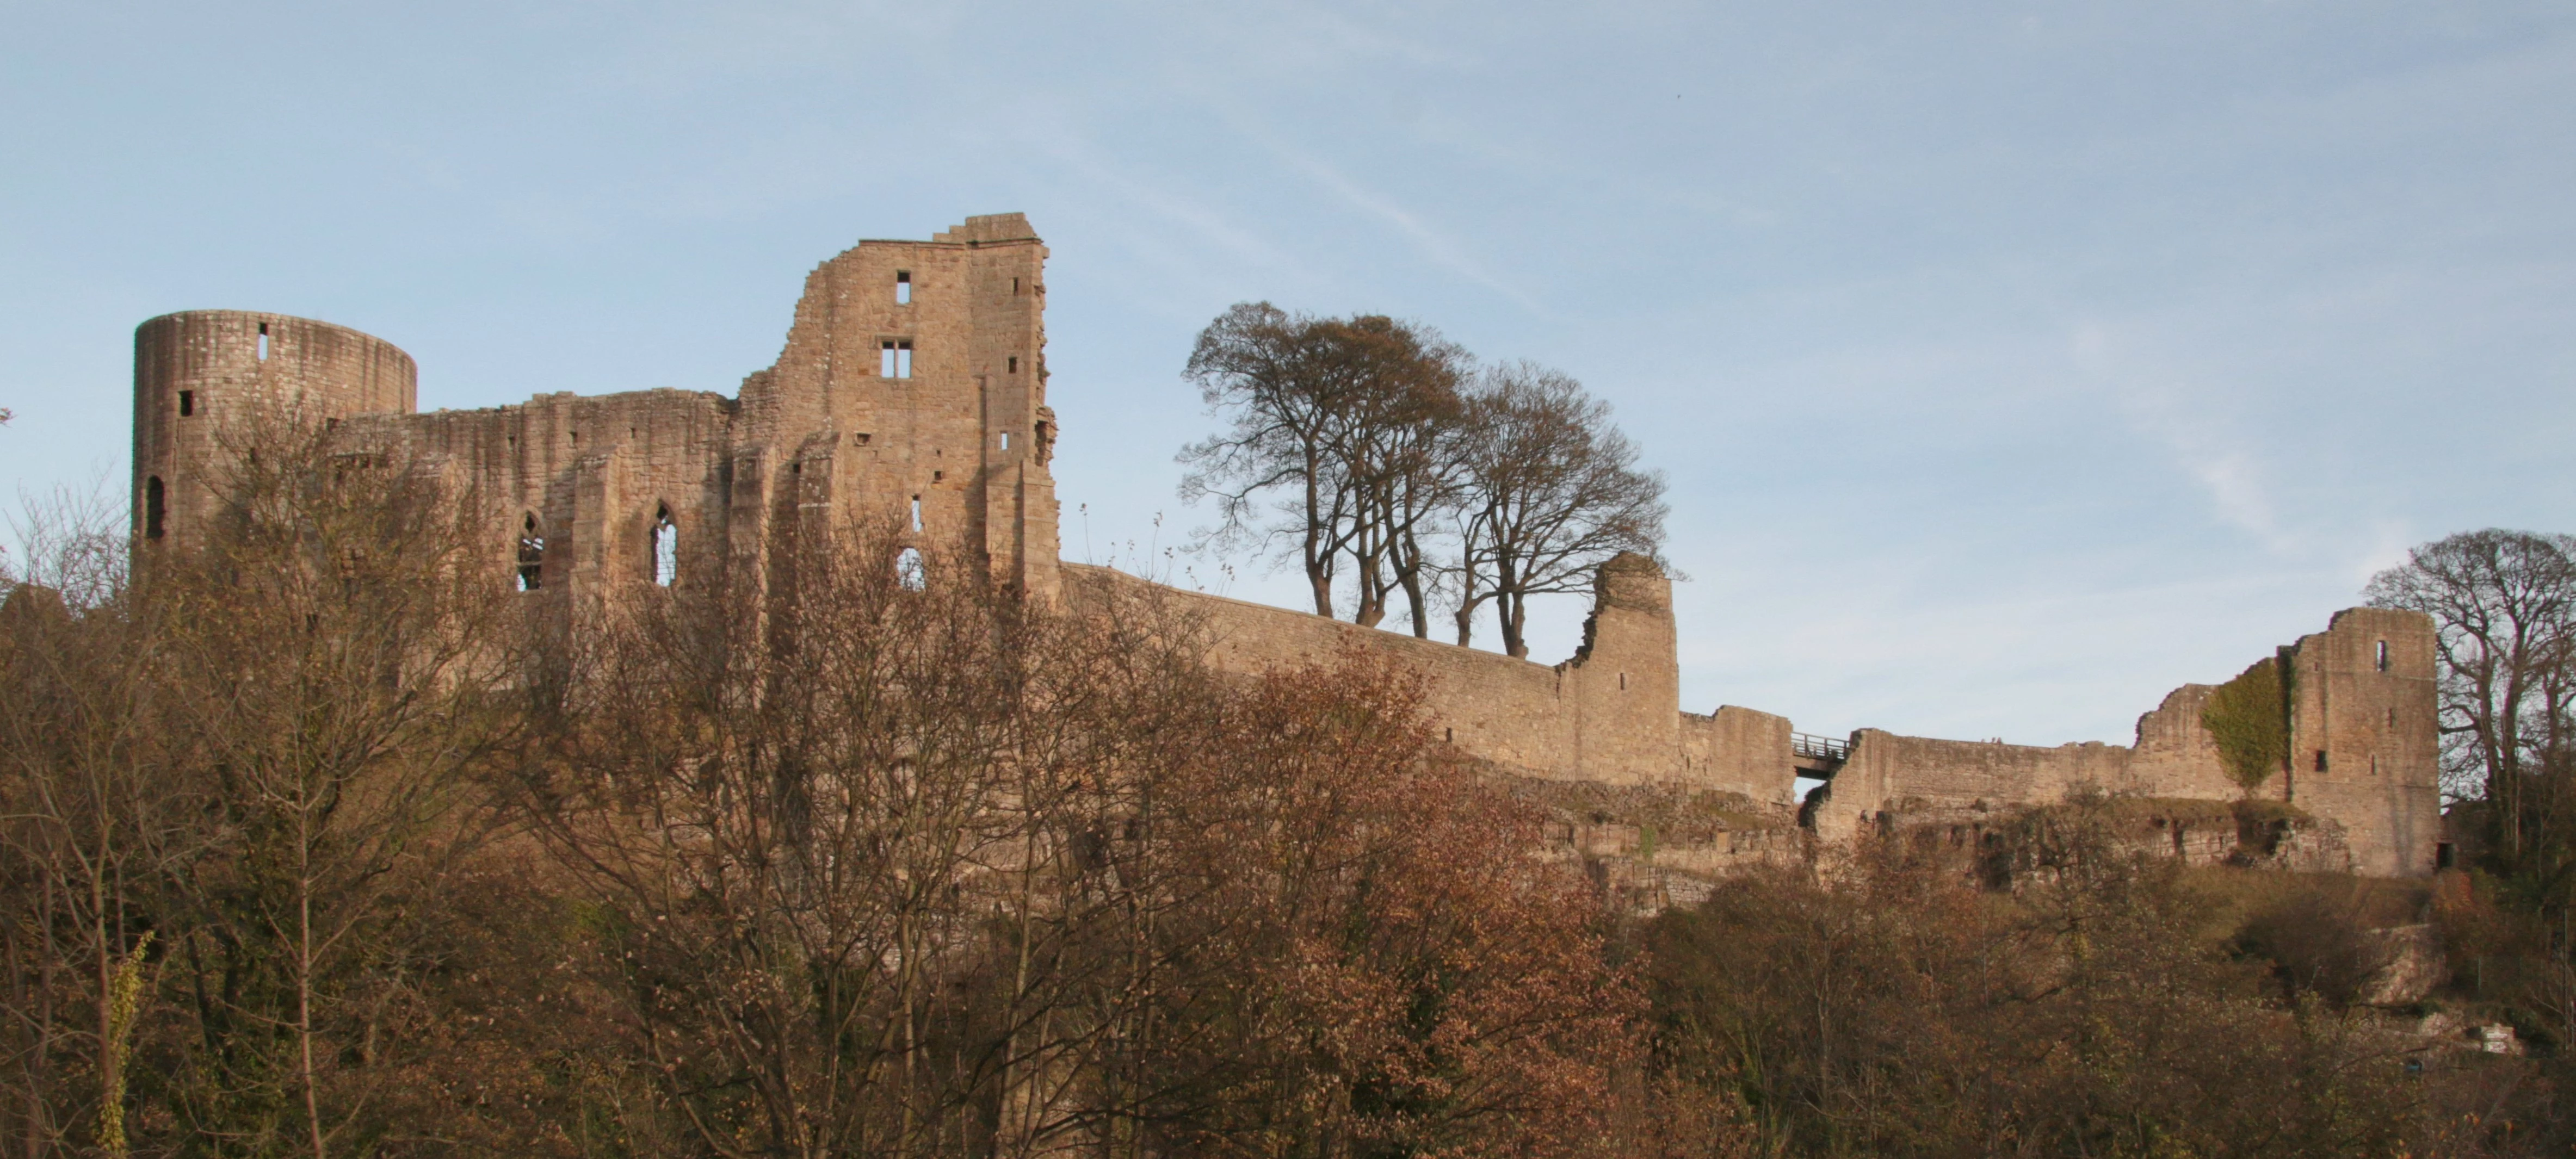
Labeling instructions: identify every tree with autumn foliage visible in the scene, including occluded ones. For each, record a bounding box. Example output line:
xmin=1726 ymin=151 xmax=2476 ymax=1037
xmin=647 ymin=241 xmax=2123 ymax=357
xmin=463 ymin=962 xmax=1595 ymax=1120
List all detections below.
xmin=1101 ymin=653 xmax=1641 ymax=1156
xmin=516 ymin=512 xmax=1640 ymax=1157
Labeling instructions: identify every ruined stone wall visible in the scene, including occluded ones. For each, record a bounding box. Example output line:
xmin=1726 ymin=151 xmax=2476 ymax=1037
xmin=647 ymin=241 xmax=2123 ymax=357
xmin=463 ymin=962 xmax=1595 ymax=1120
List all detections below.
xmin=1813 ymin=732 xmax=2138 ymax=842
xmin=126 ymin=209 xmax=2445 ymax=880
xmin=1803 ymin=611 xmax=2440 ymax=877
xmin=330 ymin=387 xmax=740 ymax=639
xmin=1679 ymin=706 xmax=1799 ymax=809
xmin=1064 ymin=557 xmax=1690 ymax=788
xmin=2127 ymin=683 xmax=2240 ymax=801
xmin=136 ymin=215 xmax=1064 ymax=631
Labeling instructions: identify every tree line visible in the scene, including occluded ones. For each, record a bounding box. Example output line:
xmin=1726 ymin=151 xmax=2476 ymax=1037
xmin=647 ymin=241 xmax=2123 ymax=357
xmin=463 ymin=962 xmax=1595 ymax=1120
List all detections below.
xmin=1178 ymin=304 xmax=1668 ymax=658
xmin=5 ymin=424 xmax=2576 ymax=1155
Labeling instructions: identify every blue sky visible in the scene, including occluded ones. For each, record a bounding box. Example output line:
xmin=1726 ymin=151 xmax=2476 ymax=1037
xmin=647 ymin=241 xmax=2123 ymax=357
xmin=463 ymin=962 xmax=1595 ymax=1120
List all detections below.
xmin=6 ymin=1 xmax=2573 ymax=745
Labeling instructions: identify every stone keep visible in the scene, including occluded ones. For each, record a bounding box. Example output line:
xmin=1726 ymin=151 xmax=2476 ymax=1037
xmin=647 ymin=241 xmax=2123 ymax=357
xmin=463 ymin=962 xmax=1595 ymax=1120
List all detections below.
xmin=127 ymin=212 xmax=2445 ymax=878
xmin=134 ymin=214 xmax=1057 ymax=615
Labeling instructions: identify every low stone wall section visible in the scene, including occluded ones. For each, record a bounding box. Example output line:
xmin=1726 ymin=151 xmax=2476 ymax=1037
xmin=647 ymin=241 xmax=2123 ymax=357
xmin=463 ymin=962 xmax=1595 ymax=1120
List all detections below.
xmin=1066 ymin=561 xmax=1723 ymax=789
xmin=1681 ymin=705 xmax=1799 ymax=809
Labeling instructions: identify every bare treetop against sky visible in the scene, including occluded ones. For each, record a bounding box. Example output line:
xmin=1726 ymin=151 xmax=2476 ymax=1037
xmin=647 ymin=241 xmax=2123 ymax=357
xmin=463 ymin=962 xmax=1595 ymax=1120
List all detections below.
xmin=4 ymin=2 xmax=2572 ymax=745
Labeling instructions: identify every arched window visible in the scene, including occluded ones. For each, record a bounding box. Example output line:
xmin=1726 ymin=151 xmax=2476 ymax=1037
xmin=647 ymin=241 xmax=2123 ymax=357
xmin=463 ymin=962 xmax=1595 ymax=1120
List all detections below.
xmin=515 ymin=514 xmax=546 ymax=591
xmin=145 ymin=476 xmax=165 ymax=540
xmin=651 ymin=504 xmax=677 ymax=587
xmin=895 ymin=547 xmax=926 ymax=592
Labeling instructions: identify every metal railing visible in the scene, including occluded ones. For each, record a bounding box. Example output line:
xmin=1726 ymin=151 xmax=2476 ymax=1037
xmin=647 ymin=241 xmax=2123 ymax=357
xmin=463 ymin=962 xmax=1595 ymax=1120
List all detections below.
xmin=1792 ymin=732 xmax=1852 ymax=763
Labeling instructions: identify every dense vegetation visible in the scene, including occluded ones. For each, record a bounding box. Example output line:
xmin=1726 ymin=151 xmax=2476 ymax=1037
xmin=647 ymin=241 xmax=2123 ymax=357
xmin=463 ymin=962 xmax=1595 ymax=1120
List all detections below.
xmin=8 ymin=423 xmax=2576 ymax=1156
xmin=0 ymin=430 xmax=1641 ymax=1158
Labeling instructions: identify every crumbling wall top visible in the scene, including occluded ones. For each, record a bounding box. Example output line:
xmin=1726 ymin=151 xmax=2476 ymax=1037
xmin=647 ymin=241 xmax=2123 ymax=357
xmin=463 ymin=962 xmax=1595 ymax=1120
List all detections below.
xmin=929 ymin=214 xmax=1040 ymax=245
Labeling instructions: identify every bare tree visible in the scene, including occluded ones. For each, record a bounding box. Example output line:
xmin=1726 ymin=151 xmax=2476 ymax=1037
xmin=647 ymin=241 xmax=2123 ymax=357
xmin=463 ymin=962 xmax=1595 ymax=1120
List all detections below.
xmin=1448 ymin=363 xmax=1669 ymax=658
xmin=1178 ymin=305 xmax=1468 ymax=630
xmin=2365 ymin=529 xmax=2576 ymax=859
xmin=143 ymin=420 xmax=526 ymax=1157
xmin=1321 ymin=318 xmax=1467 ymax=634
xmin=519 ymin=516 xmax=1233 ymax=1157
xmin=0 ymin=430 xmax=533 ymax=1157
xmin=0 ymin=487 xmax=186 ymax=1159
xmin=1181 ymin=304 xmax=1357 ymax=617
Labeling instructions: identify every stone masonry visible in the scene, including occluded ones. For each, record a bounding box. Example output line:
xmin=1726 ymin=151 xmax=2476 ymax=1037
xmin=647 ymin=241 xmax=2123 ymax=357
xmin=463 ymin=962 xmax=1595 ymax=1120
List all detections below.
xmin=127 ymin=213 xmax=2445 ymax=878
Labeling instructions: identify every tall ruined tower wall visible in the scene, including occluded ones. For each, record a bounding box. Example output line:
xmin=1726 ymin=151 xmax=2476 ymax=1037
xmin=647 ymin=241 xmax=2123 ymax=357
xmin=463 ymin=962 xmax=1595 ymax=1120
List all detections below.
xmin=739 ymin=214 xmax=1058 ymax=600
xmin=2282 ymin=608 xmax=2442 ymax=877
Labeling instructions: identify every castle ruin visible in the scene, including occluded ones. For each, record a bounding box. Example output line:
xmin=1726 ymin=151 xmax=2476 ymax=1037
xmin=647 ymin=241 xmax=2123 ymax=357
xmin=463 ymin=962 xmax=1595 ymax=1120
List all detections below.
xmin=128 ymin=213 xmax=2444 ymax=880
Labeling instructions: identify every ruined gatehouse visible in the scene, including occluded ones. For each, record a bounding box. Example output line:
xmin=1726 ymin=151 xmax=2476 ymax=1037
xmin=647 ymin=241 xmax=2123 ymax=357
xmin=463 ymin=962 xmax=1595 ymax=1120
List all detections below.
xmin=127 ymin=213 xmax=2444 ymax=883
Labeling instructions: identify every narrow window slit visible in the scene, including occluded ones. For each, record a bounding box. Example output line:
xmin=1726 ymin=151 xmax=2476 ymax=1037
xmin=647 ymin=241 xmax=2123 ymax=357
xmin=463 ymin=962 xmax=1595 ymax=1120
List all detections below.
xmin=516 ymin=514 xmax=546 ymax=591
xmin=895 ymin=270 xmax=912 ymax=305
xmin=651 ymin=504 xmax=677 ymax=586
xmin=178 ymin=390 xmax=194 ymax=417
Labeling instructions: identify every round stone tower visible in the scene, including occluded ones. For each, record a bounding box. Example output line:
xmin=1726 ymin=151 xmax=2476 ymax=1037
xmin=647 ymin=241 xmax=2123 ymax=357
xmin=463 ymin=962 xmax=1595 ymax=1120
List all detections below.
xmin=131 ymin=311 xmax=416 ymax=550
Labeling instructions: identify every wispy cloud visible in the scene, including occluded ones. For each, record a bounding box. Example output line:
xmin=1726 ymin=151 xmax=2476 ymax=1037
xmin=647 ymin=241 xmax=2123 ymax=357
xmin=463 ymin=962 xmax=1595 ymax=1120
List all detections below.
xmin=1027 ymin=126 xmax=1309 ymax=281
xmin=2075 ymin=321 xmax=2293 ymax=553
xmin=1230 ymin=123 xmax=1545 ymax=314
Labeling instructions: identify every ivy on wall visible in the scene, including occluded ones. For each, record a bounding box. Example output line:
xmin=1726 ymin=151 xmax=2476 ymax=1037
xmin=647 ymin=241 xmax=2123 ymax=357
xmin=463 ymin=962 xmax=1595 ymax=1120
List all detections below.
xmin=2202 ymin=655 xmax=2291 ymax=795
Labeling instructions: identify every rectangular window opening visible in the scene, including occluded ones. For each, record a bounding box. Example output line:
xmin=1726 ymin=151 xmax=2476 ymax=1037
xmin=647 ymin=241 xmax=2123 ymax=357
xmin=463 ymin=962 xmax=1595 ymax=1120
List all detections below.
xmin=2376 ymin=640 xmax=2391 ymax=672
xmin=256 ymin=331 xmax=269 ymax=361
xmin=911 ymin=495 xmax=923 ymax=532
xmin=895 ymin=270 xmax=912 ymax=305
xmin=1008 ymin=355 xmax=1018 ymax=374
xmin=2314 ymin=750 xmax=2330 ymax=772
xmin=178 ymin=390 xmax=194 ymax=417
xmin=880 ymin=339 xmax=913 ymax=379
xmin=999 ymin=432 xmax=1010 ymax=450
